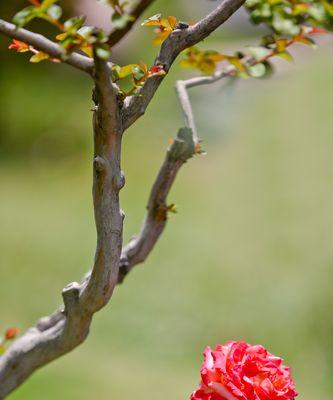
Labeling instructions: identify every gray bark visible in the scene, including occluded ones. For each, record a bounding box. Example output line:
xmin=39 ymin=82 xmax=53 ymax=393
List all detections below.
xmin=0 ymin=0 xmax=246 ymax=396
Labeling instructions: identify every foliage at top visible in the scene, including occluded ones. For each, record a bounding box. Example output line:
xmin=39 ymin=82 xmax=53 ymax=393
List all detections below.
xmin=7 ymin=0 xmax=333 ymax=97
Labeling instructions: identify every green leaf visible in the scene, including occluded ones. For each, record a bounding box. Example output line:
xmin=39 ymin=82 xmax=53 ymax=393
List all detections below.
xmin=77 ymin=26 xmax=94 ymax=38
xmin=272 ymin=15 xmax=300 ymax=36
xmin=47 ymin=4 xmax=62 ymax=20
xmin=277 ymin=50 xmax=294 ymax=62
xmin=95 ymin=44 xmax=111 ymax=60
xmin=112 ymin=12 xmax=135 ymax=29
xmin=261 ymin=61 xmax=274 ymax=78
xmin=64 ymin=16 xmax=86 ymax=33
xmin=308 ymin=4 xmax=326 ymax=21
xmin=30 ymin=52 xmax=50 ymax=63
xmin=118 ymin=64 xmax=138 ymax=78
xmin=248 ymin=63 xmax=267 ymax=78
xmin=247 ymin=46 xmax=271 ymax=61
xmin=132 ymin=66 xmax=145 ymax=81
xmin=40 ymin=0 xmax=58 ymax=10
xmin=12 ymin=6 xmax=37 ymax=28
xmin=245 ymin=0 xmax=261 ymax=7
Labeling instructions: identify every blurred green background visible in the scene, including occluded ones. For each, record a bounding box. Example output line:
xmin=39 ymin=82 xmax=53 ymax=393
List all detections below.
xmin=1 ymin=1 xmax=333 ymax=399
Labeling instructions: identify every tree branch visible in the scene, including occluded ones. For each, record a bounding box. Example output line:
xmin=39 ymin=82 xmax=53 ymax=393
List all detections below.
xmin=122 ymin=0 xmax=246 ymax=129
xmin=0 ymin=54 xmax=122 ymax=398
xmin=0 ymin=1 xmax=245 ymax=396
xmin=0 ymin=124 xmax=195 ymax=397
xmin=118 ymin=126 xmax=198 ymax=281
xmin=118 ymin=66 xmax=239 ymax=281
xmin=108 ymin=0 xmax=157 ymax=47
xmin=0 ymin=19 xmax=94 ymax=74
xmin=175 ymin=66 xmax=234 ymax=141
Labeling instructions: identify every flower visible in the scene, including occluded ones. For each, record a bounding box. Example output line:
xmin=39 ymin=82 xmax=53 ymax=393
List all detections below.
xmin=191 ymin=341 xmax=298 ymax=400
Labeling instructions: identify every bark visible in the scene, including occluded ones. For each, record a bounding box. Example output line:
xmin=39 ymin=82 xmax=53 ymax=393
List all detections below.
xmin=0 ymin=19 xmax=93 ymax=74
xmin=0 ymin=1 xmax=246 ymax=396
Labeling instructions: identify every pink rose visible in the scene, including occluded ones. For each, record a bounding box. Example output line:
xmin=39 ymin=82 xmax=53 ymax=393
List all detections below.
xmin=191 ymin=341 xmax=298 ymax=400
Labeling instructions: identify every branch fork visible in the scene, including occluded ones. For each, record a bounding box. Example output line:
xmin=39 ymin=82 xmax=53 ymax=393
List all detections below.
xmin=0 ymin=1 xmax=246 ymax=397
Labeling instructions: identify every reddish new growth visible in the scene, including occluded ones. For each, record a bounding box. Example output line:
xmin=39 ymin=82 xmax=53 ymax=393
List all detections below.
xmin=5 ymin=328 xmax=19 ymax=341
xmin=8 ymin=39 xmax=30 ymax=52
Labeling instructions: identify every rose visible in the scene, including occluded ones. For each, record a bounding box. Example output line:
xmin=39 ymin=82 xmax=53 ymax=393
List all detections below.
xmin=191 ymin=341 xmax=298 ymax=400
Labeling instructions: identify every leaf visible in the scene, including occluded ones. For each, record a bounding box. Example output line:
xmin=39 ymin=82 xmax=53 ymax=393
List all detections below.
xmin=261 ymin=61 xmax=274 ymax=78
xmin=180 ymin=47 xmax=224 ymax=75
xmin=95 ymin=45 xmax=111 ymax=60
xmin=5 ymin=327 xmax=19 ymax=340
xmin=80 ymin=44 xmax=93 ymax=58
xmin=118 ymin=64 xmax=137 ymax=78
xmin=248 ymin=62 xmax=267 ymax=78
xmin=77 ymin=26 xmax=94 ymax=38
xmin=227 ymin=56 xmax=247 ymax=73
xmin=152 ymin=29 xmax=171 ymax=45
xmin=292 ymin=3 xmax=310 ymax=15
xmin=30 ymin=51 xmax=50 ymax=63
xmin=276 ymin=50 xmax=294 ymax=62
xmin=56 ymin=32 xmax=68 ymax=41
xmin=275 ymin=38 xmax=288 ymax=52
xmin=40 ymin=0 xmax=58 ymax=10
xmin=64 ymin=16 xmax=86 ymax=32
xmin=142 ymin=14 xmax=178 ymax=44
xmin=112 ymin=12 xmax=135 ymax=29
xmin=132 ymin=65 xmax=146 ymax=81
xmin=167 ymin=15 xmax=177 ymax=29
xmin=247 ymin=46 xmax=272 ymax=61
xmin=293 ymin=35 xmax=317 ymax=48
xmin=8 ymin=40 xmax=30 ymax=53
xmin=47 ymin=4 xmax=62 ymax=20
xmin=272 ymin=15 xmax=300 ymax=36
xmin=141 ymin=13 xmax=162 ymax=26
xmin=12 ymin=6 xmax=37 ymax=27
xmin=167 ymin=204 xmax=178 ymax=214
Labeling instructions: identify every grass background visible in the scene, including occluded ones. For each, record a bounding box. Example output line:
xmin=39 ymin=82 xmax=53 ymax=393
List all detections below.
xmin=1 ymin=1 xmax=333 ymax=399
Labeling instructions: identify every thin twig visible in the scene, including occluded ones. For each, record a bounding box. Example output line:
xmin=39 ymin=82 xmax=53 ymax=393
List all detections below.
xmin=0 ymin=19 xmax=94 ymax=74
xmin=176 ymin=67 xmax=234 ymax=140
xmin=122 ymin=0 xmax=246 ymax=129
xmin=108 ymin=0 xmax=157 ymax=47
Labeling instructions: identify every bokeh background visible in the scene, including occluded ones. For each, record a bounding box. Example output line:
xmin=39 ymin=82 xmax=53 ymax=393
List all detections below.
xmin=1 ymin=1 xmax=333 ymax=399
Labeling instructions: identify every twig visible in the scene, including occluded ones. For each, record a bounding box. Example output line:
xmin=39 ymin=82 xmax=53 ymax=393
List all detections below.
xmin=176 ymin=67 xmax=234 ymax=140
xmin=118 ymin=126 xmax=198 ymax=281
xmin=122 ymin=0 xmax=246 ymax=129
xmin=108 ymin=0 xmax=157 ymax=47
xmin=0 ymin=19 xmax=94 ymax=74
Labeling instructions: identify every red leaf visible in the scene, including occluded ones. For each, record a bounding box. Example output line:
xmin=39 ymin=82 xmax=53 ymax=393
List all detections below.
xmin=5 ymin=327 xmax=19 ymax=340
